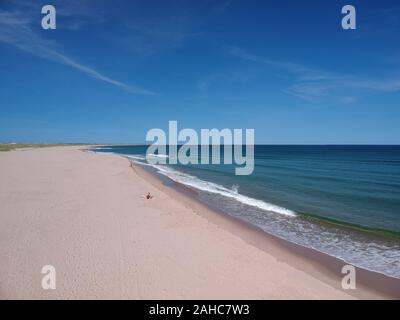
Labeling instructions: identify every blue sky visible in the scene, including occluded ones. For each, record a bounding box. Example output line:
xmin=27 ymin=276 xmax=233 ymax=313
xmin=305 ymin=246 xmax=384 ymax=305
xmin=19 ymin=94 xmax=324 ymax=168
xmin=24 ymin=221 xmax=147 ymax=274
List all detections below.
xmin=0 ymin=0 xmax=400 ymax=144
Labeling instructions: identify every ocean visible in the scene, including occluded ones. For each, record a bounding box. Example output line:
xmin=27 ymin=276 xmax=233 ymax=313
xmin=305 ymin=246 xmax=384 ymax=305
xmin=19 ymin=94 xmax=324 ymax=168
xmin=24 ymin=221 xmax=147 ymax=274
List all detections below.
xmin=91 ymin=145 xmax=400 ymax=279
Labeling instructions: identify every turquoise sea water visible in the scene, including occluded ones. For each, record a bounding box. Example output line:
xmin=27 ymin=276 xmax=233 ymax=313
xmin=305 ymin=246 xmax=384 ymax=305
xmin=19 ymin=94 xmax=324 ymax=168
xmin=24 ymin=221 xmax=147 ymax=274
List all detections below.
xmin=91 ymin=145 xmax=400 ymax=278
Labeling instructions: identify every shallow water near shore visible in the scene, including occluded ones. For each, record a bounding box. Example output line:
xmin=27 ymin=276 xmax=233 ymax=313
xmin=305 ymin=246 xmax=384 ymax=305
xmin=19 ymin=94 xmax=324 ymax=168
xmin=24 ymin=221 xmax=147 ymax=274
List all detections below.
xmin=91 ymin=145 xmax=400 ymax=279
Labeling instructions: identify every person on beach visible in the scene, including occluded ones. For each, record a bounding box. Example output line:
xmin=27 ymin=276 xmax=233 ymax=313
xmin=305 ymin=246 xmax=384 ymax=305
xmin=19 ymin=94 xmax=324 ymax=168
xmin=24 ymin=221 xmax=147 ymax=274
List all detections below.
xmin=146 ymin=192 xmax=153 ymax=200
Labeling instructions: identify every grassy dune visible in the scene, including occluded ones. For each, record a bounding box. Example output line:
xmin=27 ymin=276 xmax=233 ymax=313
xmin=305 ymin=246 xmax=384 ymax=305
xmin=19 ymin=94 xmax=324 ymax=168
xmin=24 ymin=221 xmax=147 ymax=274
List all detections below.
xmin=0 ymin=144 xmax=88 ymax=152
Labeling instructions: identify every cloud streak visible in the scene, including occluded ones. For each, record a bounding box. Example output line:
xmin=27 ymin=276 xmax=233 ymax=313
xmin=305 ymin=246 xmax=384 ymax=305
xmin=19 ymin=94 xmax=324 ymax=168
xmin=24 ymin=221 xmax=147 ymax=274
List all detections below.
xmin=0 ymin=8 xmax=155 ymax=95
xmin=228 ymin=46 xmax=400 ymax=103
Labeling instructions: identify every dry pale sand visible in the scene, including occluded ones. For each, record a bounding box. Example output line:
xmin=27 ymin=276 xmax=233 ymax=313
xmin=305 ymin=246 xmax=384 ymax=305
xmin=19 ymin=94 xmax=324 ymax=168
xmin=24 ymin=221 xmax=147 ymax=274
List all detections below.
xmin=0 ymin=146 xmax=377 ymax=299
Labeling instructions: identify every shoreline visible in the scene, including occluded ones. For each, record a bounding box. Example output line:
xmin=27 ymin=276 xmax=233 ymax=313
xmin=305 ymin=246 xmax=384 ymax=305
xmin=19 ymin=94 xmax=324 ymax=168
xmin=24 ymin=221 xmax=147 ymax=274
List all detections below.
xmin=128 ymin=156 xmax=400 ymax=299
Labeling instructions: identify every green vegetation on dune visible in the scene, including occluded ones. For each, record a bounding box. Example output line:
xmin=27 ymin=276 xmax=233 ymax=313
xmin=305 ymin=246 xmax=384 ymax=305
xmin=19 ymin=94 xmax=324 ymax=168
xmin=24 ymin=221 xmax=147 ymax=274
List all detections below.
xmin=0 ymin=144 xmax=89 ymax=152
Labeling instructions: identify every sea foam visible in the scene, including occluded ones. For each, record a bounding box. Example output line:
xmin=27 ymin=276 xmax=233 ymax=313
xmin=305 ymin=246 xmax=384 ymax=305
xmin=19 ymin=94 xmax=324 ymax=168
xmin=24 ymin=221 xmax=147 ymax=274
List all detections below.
xmin=127 ymin=156 xmax=296 ymax=217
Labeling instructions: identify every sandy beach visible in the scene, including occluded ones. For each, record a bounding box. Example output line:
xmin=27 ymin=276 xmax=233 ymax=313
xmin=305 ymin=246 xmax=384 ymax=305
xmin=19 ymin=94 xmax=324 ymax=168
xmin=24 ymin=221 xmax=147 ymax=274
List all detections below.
xmin=0 ymin=146 xmax=397 ymax=299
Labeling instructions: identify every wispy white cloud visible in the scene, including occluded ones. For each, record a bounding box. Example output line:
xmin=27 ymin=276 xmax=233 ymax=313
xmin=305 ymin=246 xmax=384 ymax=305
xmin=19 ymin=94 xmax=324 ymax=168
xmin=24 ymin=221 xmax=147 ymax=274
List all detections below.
xmin=227 ymin=46 xmax=400 ymax=103
xmin=0 ymin=8 xmax=155 ymax=95
xmin=228 ymin=46 xmax=336 ymax=81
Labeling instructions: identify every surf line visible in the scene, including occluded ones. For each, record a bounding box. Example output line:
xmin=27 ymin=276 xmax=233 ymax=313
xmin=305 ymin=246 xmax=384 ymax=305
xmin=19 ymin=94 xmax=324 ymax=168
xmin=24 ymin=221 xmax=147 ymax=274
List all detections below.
xmin=145 ymin=121 xmax=255 ymax=175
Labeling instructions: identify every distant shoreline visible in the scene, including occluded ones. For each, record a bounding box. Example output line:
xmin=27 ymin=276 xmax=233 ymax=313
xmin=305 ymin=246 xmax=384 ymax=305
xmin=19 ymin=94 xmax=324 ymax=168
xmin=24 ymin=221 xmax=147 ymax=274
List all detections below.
xmin=0 ymin=143 xmax=92 ymax=152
